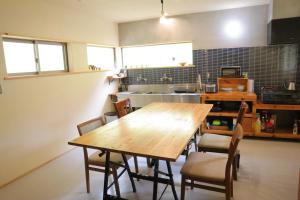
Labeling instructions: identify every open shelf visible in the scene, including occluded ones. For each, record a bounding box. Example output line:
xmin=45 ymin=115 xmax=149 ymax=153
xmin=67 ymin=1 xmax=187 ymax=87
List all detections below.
xmin=273 ymin=133 xmax=300 ymax=139
xmin=203 ymin=129 xmax=253 ymax=136
xmin=256 ymin=129 xmax=300 ymax=139
xmin=208 ymin=111 xmax=253 ymax=118
xmin=255 ymin=103 xmax=300 ymax=111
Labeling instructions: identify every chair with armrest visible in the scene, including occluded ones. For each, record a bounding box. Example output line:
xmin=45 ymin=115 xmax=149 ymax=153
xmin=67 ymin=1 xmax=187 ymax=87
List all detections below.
xmin=180 ymin=123 xmax=244 ymax=200
xmin=198 ymin=101 xmax=248 ymax=180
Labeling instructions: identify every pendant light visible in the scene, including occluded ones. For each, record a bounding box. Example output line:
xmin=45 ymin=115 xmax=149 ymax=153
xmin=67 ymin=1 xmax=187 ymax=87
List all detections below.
xmin=159 ymin=0 xmax=168 ymax=24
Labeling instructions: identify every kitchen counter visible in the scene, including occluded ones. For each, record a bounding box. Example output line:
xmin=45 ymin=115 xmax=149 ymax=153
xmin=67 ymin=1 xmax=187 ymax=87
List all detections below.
xmin=116 ymin=91 xmax=202 ymax=107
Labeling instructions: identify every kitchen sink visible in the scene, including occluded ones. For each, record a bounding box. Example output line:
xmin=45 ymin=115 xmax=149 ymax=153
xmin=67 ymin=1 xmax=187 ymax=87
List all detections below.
xmin=116 ymin=91 xmax=201 ymax=107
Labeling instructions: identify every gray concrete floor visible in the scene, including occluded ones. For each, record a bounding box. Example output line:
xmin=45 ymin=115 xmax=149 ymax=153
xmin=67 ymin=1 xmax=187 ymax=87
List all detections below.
xmin=0 ymin=139 xmax=299 ymax=200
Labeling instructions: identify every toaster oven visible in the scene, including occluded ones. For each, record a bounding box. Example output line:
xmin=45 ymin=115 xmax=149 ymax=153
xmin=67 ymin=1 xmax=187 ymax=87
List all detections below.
xmin=220 ymin=66 xmax=241 ymax=77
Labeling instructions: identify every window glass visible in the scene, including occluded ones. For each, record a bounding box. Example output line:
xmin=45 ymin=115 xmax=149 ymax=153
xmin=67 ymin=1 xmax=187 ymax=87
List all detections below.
xmin=38 ymin=43 xmax=66 ymax=71
xmin=87 ymin=46 xmax=115 ymax=70
xmin=3 ymin=40 xmax=37 ymax=74
xmin=2 ymin=38 xmax=68 ymax=75
xmin=122 ymin=43 xmax=193 ymax=68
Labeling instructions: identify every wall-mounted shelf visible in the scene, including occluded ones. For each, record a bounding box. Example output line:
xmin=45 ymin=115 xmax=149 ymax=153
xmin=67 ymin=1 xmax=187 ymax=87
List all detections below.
xmin=107 ymin=75 xmax=126 ymax=85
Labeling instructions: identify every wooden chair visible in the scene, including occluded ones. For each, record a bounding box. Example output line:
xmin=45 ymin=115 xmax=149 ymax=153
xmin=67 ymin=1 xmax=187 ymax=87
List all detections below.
xmin=114 ymin=98 xmax=133 ymax=118
xmin=180 ymin=124 xmax=244 ymax=200
xmin=197 ymin=101 xmax=248 ymax=180
xmin=77 ymin=116 xmax=129 ymax=195
xmin=113 ymin=98 xmax=139 ymax=174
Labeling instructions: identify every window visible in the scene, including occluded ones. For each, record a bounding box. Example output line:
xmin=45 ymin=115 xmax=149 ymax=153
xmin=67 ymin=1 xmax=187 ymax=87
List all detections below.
xmin=87 ymin=45 xmax=115 ymax=70
xmin=3 ymin=38 xmax=68 ymax=75
xmin=122 ymin=42 xmax=193 ymax=68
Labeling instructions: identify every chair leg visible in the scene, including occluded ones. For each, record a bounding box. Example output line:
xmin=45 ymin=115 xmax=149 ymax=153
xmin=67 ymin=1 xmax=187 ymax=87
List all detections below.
xmin=133 ymin=156 xmax=139 ymax=181
xmin=226 ymin=182 xmax=231 ymax=200
xmin=233 ymin=155 xmax=238 ymax=181
xmin=185 ymin=143 xmax=190 ymax=160
xmin=84 ymin=164 xmax=90 ymax=193
xmin=181 ymin=176 xmax=186 ymax=200
xmin=237 ymin=153 xmax=240 ymax=169
xmin=112 ymin=167 xmax=121 ymax=197
xmin=191 ymin=180 xmax=194 ymax=189
xmin=193 ymin=133 xmax=197 ymax=152
xmin=231 ymin=178 xmax=234 ymax=197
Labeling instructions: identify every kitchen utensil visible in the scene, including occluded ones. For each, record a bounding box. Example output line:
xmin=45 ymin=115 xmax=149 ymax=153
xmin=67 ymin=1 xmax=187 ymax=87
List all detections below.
xmin=237 ymin=85 xmax=245 ymax=92
xmin=288 ymin=81 xmax=296 ymax=91
xmin=205 ymin=84 xmax=216 ymax=93
xmin=221 ymin=87 xmax=233 ymax=92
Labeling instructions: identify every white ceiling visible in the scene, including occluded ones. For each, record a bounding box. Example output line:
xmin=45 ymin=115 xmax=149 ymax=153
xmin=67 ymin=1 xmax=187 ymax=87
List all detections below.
xmin=47 ymin=0 xmax=270 ymax=23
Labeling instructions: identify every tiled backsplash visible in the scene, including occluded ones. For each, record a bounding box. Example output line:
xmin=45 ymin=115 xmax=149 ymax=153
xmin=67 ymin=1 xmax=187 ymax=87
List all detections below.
xmin=122 ymin=44 xmax=299 ymax=95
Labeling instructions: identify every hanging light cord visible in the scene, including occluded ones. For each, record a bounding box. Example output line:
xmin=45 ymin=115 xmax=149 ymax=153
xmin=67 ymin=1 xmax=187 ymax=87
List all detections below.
xmin=161 ymin=0 xmax=164 ymax=15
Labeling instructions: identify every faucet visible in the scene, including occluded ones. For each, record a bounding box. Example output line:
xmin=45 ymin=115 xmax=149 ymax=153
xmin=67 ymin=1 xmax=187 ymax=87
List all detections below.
xmin=160 ymin=74 xmax=172 ymax=82
xmin=136 ymin=74 xmax=147 ymax=82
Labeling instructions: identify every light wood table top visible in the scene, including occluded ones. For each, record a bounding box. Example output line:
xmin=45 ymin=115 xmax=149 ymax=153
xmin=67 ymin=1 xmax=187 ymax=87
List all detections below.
xmin=69 ymin=102 xmax=212 ymax=161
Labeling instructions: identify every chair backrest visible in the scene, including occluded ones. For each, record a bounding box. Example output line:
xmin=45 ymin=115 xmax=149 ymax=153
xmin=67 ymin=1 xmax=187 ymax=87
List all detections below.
xmin=225 ymin=123 xmax=244 ymax=180
xmin=236 ymin=101 xmax=248 ymax=126
xmin=77 ymin=117 xmax=105 ymax=136
xmin=114 ymin=98 xmax=132 ymax=118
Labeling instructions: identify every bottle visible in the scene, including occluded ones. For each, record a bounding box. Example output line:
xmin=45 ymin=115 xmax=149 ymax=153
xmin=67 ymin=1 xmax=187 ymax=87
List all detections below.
xmin=255 ymin=114 xmax=261 ymax=134
xmin=261 ymin=116 xmax=266 ymax=131
xmin=293 ymin=120 xmax=298 ymax=135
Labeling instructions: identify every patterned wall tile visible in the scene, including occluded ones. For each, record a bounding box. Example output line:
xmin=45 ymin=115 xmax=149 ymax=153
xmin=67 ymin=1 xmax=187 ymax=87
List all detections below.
xmin=122 ymin=44 xmax=299 ymax=95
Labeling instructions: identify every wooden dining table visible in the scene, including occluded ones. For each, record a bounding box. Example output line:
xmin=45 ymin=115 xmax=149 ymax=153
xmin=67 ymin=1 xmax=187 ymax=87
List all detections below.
xmin=69 ymin=102 xmax=212 ymax=200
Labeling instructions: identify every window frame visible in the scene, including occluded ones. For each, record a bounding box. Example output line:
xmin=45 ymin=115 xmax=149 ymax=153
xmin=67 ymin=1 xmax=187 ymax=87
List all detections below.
xmin=86 ymin=45 xmax=116 ymax=71
xmin=2 ymin=38 xmax=69 ymax=76
xmin=121 ymin=42 xmax=193 ymax=69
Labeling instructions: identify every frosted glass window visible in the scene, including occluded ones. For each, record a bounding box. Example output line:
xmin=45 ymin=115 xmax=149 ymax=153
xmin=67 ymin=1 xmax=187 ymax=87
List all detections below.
xmin=3 ymin=41 xmax=37 ymax=74
xmin=38 ymin=43 xmax=66 ymax=71
xmin=2 ymin=38 xmax=68 ymax=75
xmin=122 ymin=43 xmax=193 ymax=68
xmin=87 ymin=46 xmax=115 ymax=70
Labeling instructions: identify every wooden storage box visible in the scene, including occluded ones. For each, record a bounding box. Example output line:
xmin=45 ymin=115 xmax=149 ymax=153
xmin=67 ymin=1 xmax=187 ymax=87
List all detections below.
xmin=218 ymin=78 xmax=248 ymax=92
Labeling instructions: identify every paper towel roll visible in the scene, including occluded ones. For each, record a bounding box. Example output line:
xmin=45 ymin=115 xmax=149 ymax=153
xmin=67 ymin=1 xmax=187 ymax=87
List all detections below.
xmin=248 ymin=79 xmax=254 ymax=92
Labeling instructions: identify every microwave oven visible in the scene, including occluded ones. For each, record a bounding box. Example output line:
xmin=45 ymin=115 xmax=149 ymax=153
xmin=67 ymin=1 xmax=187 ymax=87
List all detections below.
xmin=220 ymin=66 xmax=241 ymax=77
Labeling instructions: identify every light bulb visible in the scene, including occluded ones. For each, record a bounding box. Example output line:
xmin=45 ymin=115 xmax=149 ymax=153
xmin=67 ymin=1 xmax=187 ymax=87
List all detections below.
xmin=160 ymin=15 xmax=168 ymax=24
xmin=224 ymin=20 xmax=243 ymax=39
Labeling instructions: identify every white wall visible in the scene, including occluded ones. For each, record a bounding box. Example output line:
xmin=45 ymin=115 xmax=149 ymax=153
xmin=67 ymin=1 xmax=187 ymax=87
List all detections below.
xmin=0 ymin=0 xmax=118 ymax=187
xmin=119 ymin=5 xmax=268 ymax=49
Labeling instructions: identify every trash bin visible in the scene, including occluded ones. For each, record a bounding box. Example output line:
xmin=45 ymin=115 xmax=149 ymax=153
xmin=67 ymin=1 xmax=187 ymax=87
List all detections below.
xmin=104 ymin=112 xmax=118 ymax=123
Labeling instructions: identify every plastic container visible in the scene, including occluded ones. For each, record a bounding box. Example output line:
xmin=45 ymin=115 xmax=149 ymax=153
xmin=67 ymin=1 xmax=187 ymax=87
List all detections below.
xmin=104 ymin=112 xmax=118 ymax=123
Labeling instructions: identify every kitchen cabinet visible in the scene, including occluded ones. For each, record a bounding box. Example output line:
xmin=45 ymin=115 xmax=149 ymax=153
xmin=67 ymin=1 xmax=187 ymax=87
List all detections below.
xmin=253 ymin=103 xmax=300 ymax=139
xmin=201 ymin=92 xmax=257 ymax=136
xmin=201 ymin=92 xmax=300 ymax=140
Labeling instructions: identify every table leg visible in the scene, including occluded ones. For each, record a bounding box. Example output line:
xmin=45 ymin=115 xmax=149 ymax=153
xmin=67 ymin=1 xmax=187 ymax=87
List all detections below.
xmin=166 ymin=161 xmax=178 ymax=200
xmin=152 ymin=159 xmax=159 ymax=200
xmin=103 ymin=151 xmax=110 ymax=200
xmin=121 ymin=154 xmax=136 ymax=192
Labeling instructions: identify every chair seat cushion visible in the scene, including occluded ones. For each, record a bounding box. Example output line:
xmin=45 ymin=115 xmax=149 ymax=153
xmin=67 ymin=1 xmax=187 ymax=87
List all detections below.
xmin=180 ymin=152 xmax=227 ymax=183
xmin=88 ymin=151 xmax=125 ymax=166
xmin=198 ymin=133 xmax=231 ymax=150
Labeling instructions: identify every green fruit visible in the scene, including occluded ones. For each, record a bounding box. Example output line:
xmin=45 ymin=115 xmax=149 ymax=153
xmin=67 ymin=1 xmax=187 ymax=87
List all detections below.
xmin=212 ymin=119 xmax=221 ymax=126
